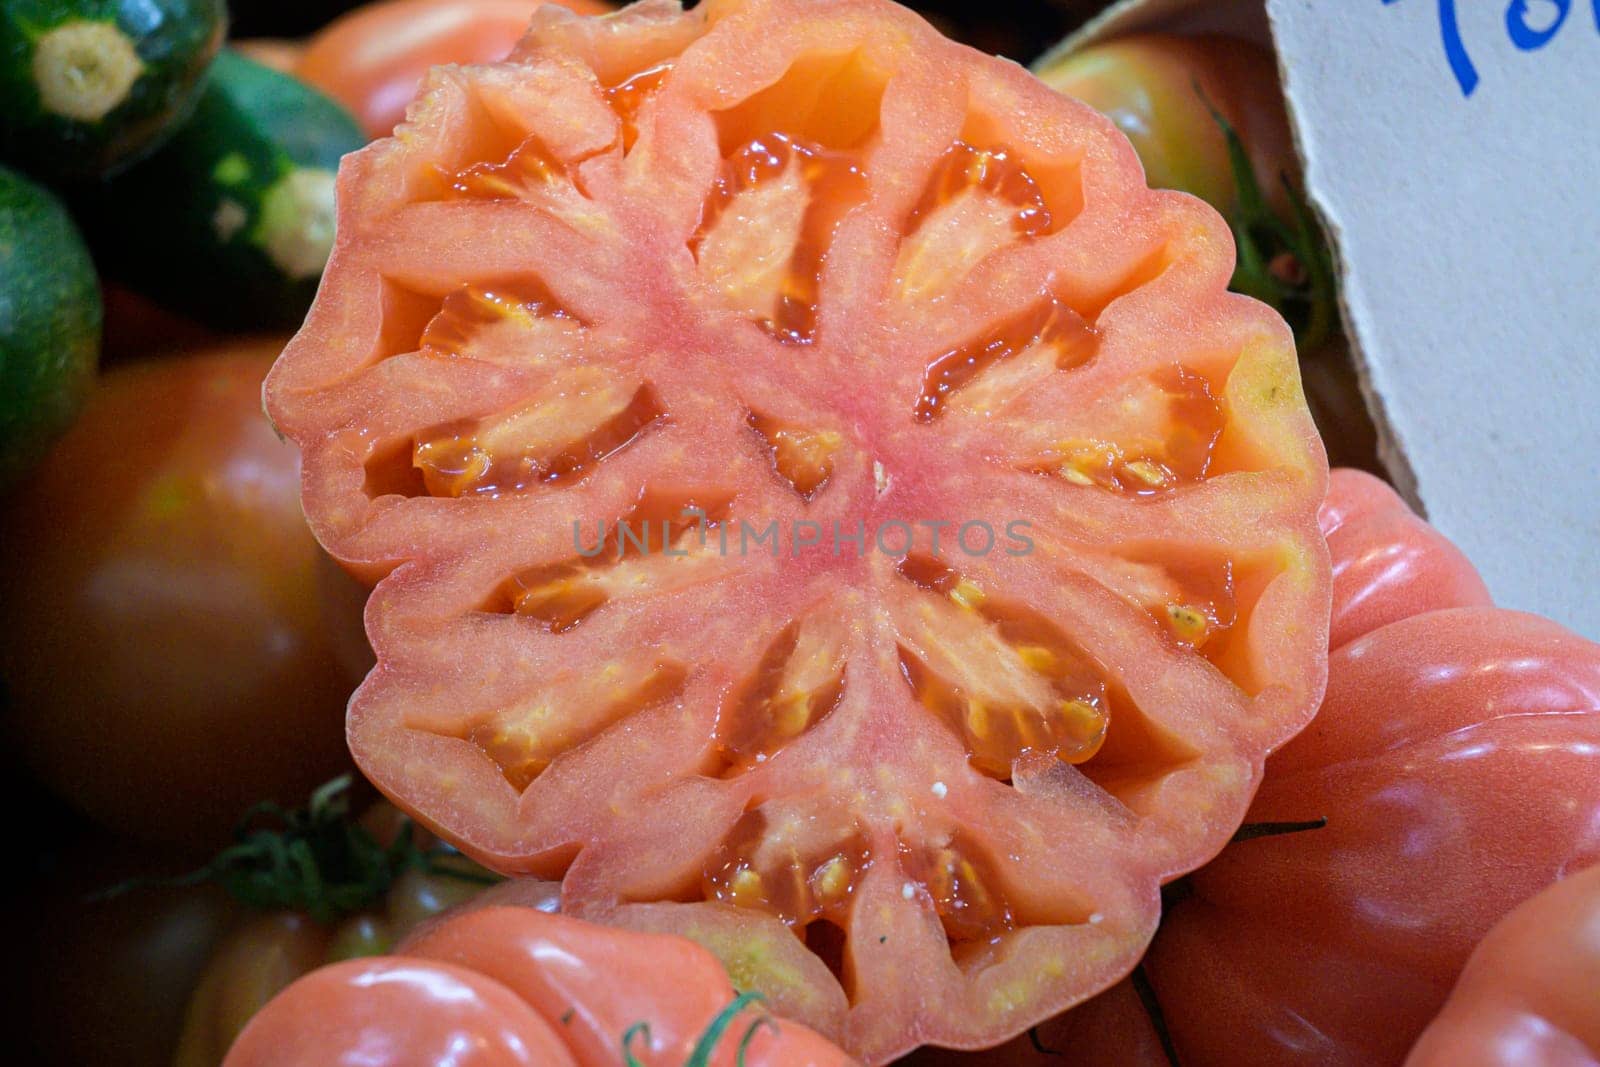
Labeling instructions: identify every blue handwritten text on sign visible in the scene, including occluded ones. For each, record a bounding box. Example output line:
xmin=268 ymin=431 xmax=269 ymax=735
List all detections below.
xmin=1384 ymin=1 xmax=1600 ymax=96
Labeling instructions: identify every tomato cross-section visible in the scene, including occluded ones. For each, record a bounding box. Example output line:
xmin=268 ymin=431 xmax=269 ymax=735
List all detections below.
xmin=265 ymin=1 xmax=1329 ymax=1061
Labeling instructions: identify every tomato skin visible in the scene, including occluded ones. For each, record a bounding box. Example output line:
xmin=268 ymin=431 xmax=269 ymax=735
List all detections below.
xmin=224 ymin=907 xmax=856 ymax=1066
xmin=1035 ymin=34 xmax=1295 ymax=221
xmin=1135 ymin=471 xmax=1600 ymax=1067
xmin=1406 ymin=863 xmax=1600 ymax=1067
xmin=406 ymin=906 xmax=737 ymax=1064
xmin=223 ymin=956 xmax=577 ymax=1067
xmin=0 ymin=341 xmax=369 ymax=849
xmin=297 ymin=0 xmax=611 ymax=137
xmin=169 ymin=796 xmax=503 ymax=1061
xmin=394 ymin=874 xmax=563 ymax=947
xmin=174 ymin=912 xmax=333 ymax=1067
xmin=1320 ymin=468 xmax=1490 ymax=650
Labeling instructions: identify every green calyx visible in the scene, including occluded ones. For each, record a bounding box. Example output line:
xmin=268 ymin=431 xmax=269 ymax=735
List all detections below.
xmin=98 ymin=775 xmax=496 ymax=923
xmin=1200 ymin=88 xmax=1338 ymax=352
xmin=623 ymin=991 xmax=775 ymax=1067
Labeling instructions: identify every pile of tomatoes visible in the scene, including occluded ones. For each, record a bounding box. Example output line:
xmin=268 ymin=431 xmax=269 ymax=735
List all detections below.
xmin=1 ymin=3 xmax=1593 ymax=1067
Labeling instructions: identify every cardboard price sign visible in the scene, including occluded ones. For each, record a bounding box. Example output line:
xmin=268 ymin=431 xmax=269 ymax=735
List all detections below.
xmin=1268 ymin=0 xmax=1599 ymax=636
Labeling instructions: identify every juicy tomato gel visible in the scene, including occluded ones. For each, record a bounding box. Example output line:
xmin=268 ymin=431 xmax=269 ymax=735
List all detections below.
xmin=265 ymin=1 xmax=1330 ymax=1060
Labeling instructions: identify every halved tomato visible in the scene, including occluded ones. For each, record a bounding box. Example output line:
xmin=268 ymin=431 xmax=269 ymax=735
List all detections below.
xmin=264 ymin=0 xmax=1329 ymax=1060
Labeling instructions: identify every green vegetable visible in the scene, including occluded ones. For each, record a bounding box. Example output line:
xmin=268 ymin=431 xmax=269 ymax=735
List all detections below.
xmin=0 ymin=163 xmax=100 ymax=491
xmin=0 ymin=0 xmax=225 ymax=180
xmin=82 ymin=48 xmax=365 ymax=330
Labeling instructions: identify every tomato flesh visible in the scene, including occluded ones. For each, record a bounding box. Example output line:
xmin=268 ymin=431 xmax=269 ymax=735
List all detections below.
xmin=266 ymin=0 xmax=1329 ymax=1059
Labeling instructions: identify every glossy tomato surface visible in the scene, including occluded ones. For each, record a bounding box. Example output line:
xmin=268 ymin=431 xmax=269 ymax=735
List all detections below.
xmin=225 ymin=907 xmax=855 ymax=1066
xmin=1140 ymin=469 xmax=1600 ymax=1067
xmin=264 ymin=0 xmax=1330 ymax=1058
xmin=297 ymin=0 xmax=612 ymax=137
xmin=0 ymin=342 xmax=367 ymax=848
xmin=1319 ymin=468 xmax=1490 ymax=648
xmin=1406 ymin=863 xmax=1600 ymax=1067
xmin=226 ymin=956 xmax=578 ymax=1066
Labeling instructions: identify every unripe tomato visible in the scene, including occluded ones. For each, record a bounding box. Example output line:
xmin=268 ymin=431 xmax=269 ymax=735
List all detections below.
xmin=1036 ymin=33 xmax=1296 ymax=221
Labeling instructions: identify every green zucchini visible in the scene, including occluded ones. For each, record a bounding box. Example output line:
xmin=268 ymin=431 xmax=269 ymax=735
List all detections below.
xmin=0 ymin=0 xmax=225 ymax=180
xmin=0 ymin=164 xmax=101 ymax=491
xmin=85 ymin=48 xmax=365 ymax=331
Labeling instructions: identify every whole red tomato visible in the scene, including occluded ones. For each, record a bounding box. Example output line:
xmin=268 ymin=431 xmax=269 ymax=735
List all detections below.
xmin=1407 ymin=863 xmax=1600 ymax=1067
xmin=1140 ymin=470 xmax=1600 ymax=1066
xmin=297 ymin=0 xmax=612 ymax=137
xmin=224 ymin=906 xmax=855 ymax=1066
xmin=0 ymin=342 xmax=369 ymax=849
